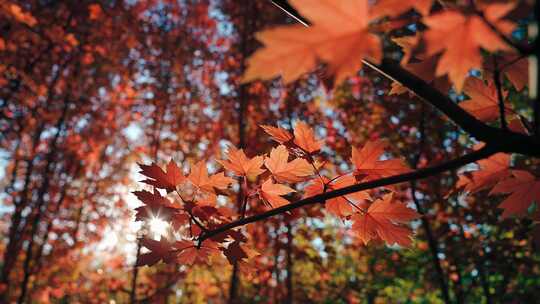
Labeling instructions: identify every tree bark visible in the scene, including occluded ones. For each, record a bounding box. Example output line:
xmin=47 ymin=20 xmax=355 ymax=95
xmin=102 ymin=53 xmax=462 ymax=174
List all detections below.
xmin=18 ymin=101 xmax=69 ymax=304
xmin=131 ymin=94 xmax=167 ymax=303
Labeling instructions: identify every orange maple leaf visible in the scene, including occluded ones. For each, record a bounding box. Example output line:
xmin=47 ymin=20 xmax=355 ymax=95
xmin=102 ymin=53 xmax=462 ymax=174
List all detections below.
xmin=265 ymin=145 xmax=313 ymax=183
xmin=490 ymin=170 xmax=540 ymax=218
xmin=243 ymin=0 xmax=382 ymax=85
xmin=500 ymin=54 xmax=528 ymax=91
xmin=460 ymin=77 xmax=511 ymax=122
xmin=260 ymin=125 xmax=293 ymax=144
xmin=457 ymin=152 xmax=510 ymax=193
xmin=352 ymin=194 xmax=420 ymax=247
xmin=392 ymin=35 xmax=420 ymax=65
xmin=371 ymin=0 xmax=432 ymax=19
xmin=260 ymin=178 xmax=296 ymax=208
xmin=188 ymin=161 xmax=234 ymax=193
xmin=423 ymin=3 xmax=515 ymax=91
xmin=390 ymin=57 xmax=441 ymax=95
xmin=139 ymin=160 xmax=186 ymax=192
xmin=351 ymin=140 xmax=409 ymax=181
xmin=304 ymin=175 xmax=370 ymax=217
xmin=223 ymin=241 xmax=249 ymax=265
xmin=137 ymin=238 xmax=176 ymax=266
xmin=218 ymin=147 xmax=265 ymax=180
xmin=390 ymin=36 xmax=445 ymax=95
xmin=132 ymin=190 xmax=180 ymax=222
xmin=174 ymin=240 xmax=219 ymax=265
xmin=293 ymin=121 xmax=324 ymax=154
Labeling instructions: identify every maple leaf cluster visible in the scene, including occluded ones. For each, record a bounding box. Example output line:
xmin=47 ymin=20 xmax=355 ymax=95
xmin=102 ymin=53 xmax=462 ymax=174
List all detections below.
xmin=134 ymin=121 xmax=420 ymax=267
xmin=457 ymin=152 xmax=540 ymax=219
xmin=239 ymin=0 xmax=539 ymax=235
xmin=243 ymin=0 xmax=526 ymax=94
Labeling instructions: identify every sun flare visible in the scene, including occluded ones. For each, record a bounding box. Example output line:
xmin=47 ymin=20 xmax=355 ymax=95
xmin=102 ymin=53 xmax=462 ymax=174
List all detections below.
xmin=149 ymin=216 xmax=169 ymax=238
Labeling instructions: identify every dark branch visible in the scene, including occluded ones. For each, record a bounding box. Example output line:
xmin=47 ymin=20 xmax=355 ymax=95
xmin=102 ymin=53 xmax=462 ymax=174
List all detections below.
xmin=536 ymin=5 xmax=540 ymax=137
xmin=363 ymin=58 xmax=540 ymax=156
xmin=476 ymin=11 xmax=534 ymax=56
xmin=195 ymin=0 xmax=540 ymax=252
xmin=199 ymin=146 xmax=497 ymax=243
xmin=492 ymin=57 xmax=508 ymax=130
xmin=268 ymin=0 xmax=540 ymax=156
xmin=270 ymin=0 xmax=309 ymax=26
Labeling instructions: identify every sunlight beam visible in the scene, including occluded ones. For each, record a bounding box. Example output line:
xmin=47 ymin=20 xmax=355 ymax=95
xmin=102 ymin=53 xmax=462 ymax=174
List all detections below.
xmin=149 ymin=216 xmax=169 ymax=238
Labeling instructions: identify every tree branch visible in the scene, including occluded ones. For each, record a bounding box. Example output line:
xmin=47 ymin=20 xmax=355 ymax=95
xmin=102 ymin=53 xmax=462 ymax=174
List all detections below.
xmin=199 ymin=146 xmax=497 ymax=243
xmin=534 ymin=0 xmax=540 ymax=136
xmin=268 ymin=0 xmax=540 ymax=156
xmin=268 ymin=0 xmax=539 ymax=156
xmin=492 ymin=57 xmax=508 ymax=130
xmin=363 ymin=59 xmax=540 ymax=156
xmin=475 ymin=11 xmax=534 ymax=56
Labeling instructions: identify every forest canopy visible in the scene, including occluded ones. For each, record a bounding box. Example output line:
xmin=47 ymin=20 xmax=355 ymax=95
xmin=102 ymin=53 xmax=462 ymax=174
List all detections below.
xmin=1 ymin=0 xmax=539 ymax=303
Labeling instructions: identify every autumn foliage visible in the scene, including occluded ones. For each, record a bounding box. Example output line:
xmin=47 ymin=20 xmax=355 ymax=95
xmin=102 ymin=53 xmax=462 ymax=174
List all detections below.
xmin=1 ymin=0 xmax=540 ymax=303
xmin=134 ymin=125 xmax=420 ymax=269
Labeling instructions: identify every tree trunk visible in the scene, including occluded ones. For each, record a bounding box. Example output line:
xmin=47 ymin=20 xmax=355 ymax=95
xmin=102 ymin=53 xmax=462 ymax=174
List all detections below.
xmin=1 ymin=58 xmax=68 ymax=301
xmin=228 ymin=2 xmax=254 ymax=302
xmin=285 ymin=222 xmax=294 ymax=304
xmin=18 ymin=102 xmax=69 ymax=303
xmin=408 ymin=105 xmax=452 ymax=304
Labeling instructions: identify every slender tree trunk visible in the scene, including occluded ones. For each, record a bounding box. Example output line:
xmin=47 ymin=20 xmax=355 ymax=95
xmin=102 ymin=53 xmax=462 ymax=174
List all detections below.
xmin=3 ymin=135 xmax=22 ymax=194
xmin=130 ymin=240 xmax=143 ymax=303
xmin=0 ymin=125 xmax=43 ymax=301
xmin=0 ymin=134 xmax=25 ymax=291
xmin=228 ymin=2 xmax=255 ymax=302
xmin=1 ymin=126 xmax=43 ymax=253
xmin=285 ymin=221 xmax=293 ymax=304
xmin=131 ymin=97 xmax=166 ymax=303
xmin=366 ymin=257 xmax=377 ymax=304
xmin=533 ymin=0 xmax=539 ymax=135
xmin=18 ymin=102 xmax=69 ymax=304
xmin=411 ymin=184 xmax=452 ymax=304
xmin=1 ymin=58 xmax=68 ymax=301
xmin=272 ymin=229 xmax=281 ymax=302
xmin=448 ymin=194 xmax=472 ymax=304
xmin=453 ymin=258 xmax=465 ymax=304
xmin=408 ymin=105 xmax=452 ymax=304
xmin=29 ymin=162 xmax=80 ymax=297
xmin=157 ymin=58 xmax=177 ymax=303
xmin=475 ymin=251 xmax=492 ymax=304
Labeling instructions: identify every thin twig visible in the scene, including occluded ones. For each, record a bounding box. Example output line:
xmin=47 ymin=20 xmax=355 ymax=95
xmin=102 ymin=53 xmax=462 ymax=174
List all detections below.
xmin=239 ymin=177 xmax=249 ymax=218
xmin=492 ymin=56 xmax=508 ymax=130
xmin=186 ymin=209 xmax=208 ymax=233
xmin=476 ymin=11 xmax=533 ymax=56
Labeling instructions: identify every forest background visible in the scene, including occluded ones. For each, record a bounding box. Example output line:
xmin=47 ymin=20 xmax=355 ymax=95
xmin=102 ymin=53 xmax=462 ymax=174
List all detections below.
xmin=1 ymin=0 xmax=540 ymax=303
